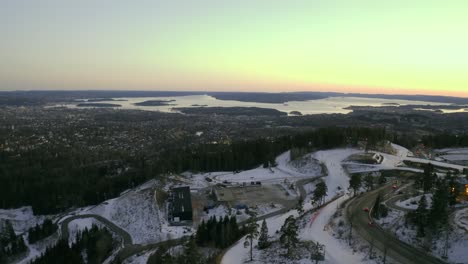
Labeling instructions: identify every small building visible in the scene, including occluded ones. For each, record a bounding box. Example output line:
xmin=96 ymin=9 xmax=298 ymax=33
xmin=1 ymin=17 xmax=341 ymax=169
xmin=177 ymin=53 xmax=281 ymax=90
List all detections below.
xmin=169 ymin=186 xmax=193 ymax=224
xmin=455 ymin=178 xmax=468 ymax=200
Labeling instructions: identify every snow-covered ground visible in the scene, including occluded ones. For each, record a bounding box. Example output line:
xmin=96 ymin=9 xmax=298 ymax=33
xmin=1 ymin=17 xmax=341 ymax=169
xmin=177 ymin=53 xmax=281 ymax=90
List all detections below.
xmin=395 ymin=194 xmax=433 ymax=210
xmin=0 ymin=206 xmax=46 ymax=234
xmin=454 ymin=208 xmax=468 ymax=231
xmin=200 ymin=203 xmax=282 ymax=224
xmin=221 ymin=144 xmax=468 ymax=264
xmin=434 ymin=148 xmax=468 ymax=166
xmin=376 ymin=205 xmax=468 ymax=264
xmin=312 ymin=149 xmax=361 ymax=198
xmin=405 ymin=156 xmax=467 ymax=171
xmin=222 ymin=195 xmax=378 ymax=264
xmin=193 ymin=151 xmax=322 ymax=186
xmin=276 ymin=151 xmax=323 ymax=177
xmin=67 ymin=218 xmax=103 ymax=244
xmin=78 ymin=182 xmax=191 ymax=244
xmin=222 ymin=148 xmax=377 ymax=264
xmin=122 ymin=249 xmax=157 ymax=264
xmin=17 ymin=231 xmax=59 ymax=264
xmin=300 ymin=196 xmax=376 ymax=264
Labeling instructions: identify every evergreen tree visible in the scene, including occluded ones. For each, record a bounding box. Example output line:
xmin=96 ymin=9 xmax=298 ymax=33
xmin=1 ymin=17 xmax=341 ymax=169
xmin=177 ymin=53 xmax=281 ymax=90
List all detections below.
xmin=371 ymin=193 xmax=382 ymax=219
xmin=229 ymin=216 xmax=240 ymax=242
xmin=349 ymin=174 xmax=362 ymax=196
xmin=28 ymin=219 xmax=58 ymax=244
xmin=447 ymin=173 xmax=458 ymax=206
xmin=257 ymin=220 xmax=269 ymax=249
xmin=429 ymin=181 xmax=449 ymax=230
xmin=223 ymin=215 xmax=232 ymax=247
xmin=378 ymin=173 xmax=387 ymax=185
xmin=196 ymin=220 xmax=207 ymax=246
xmin=196 ymin=215 xmax=241 ymax=249
xmin=30 ymin=239 xmax=84 ymax=264
xmin=313 ymin=181 xmax=328 ymax=206
xmin=414 ymin=195 xmax=428 ymax=237
xmin=4 ymin=220 xmax=15 ymax=242
xmin=0 ymin=247 xmax=6 ymax=264
xmin=147 ymin=246 xmax=167 ymax=264
xmin=364 ymin=174 xmax=374 ymax=191
xmin=422 ymin=164 xmax=435 ymax=192
xmin=296 ymin=197 xmax=304 ymax=215
xmin=245 ymin=215 xmax=259 ymax=261
xmin=280 ymin=215 xmax=299 ymax=257
xmin=182 ymin=235 xmax=204 ymax=264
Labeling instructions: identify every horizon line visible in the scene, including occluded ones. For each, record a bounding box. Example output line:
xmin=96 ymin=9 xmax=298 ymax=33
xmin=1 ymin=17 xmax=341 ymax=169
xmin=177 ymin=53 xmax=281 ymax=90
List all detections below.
xmin=1 ymin=89 xmax=468 ymax=99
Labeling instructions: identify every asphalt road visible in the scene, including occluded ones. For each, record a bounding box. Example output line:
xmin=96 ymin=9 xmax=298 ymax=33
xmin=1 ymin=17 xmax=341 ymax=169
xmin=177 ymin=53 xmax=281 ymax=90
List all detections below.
xmin=59 ymin=214 xmax=133 ymax=246
xmin=346 ymin=185 xmax=447 ymax=264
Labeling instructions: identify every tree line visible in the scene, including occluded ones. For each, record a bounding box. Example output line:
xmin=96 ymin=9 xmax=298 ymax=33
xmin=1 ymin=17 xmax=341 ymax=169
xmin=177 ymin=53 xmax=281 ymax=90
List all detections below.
xmin=0 ymin=127 xmax=390 ymax=214
xmin=408 ymin=166 xmax=457 ymax=237
xmin=421 ymin=133 xmax=468 ymax=149
xmin=195 ymin=215 xmax=243 ymax=249
xmin=30 ymin=224 xmax=114 ymax=264
xmin=27 ymin=219 xmax=58 ymax=244
xmin=0 ymin=220 xmax=27 ymax=264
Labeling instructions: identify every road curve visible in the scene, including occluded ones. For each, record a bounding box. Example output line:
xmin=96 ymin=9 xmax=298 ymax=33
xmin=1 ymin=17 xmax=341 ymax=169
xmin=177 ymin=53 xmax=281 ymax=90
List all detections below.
xmin=346 ymin=185 xmax=446 ymax=264
xmin=59 ymin=214 xmax=133 ymax=245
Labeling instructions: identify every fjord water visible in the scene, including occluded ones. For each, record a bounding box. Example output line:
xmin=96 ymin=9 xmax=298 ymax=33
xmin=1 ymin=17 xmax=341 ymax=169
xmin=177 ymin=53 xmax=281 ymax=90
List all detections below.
xmin=58 ymin=94 xmax=450 ymax=115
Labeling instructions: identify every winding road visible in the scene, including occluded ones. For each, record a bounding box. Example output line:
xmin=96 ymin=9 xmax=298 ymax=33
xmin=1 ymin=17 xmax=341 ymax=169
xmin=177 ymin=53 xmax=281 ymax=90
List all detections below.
xmin=59 ymin=214 xmax=133 ymax=246
xmin=346 ymin=184 xmax=446 ymax=264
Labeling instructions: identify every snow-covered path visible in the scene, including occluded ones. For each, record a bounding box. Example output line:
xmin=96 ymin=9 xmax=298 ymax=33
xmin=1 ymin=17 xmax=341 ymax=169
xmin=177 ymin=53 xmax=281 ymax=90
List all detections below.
xmin=313 ymin=149 xmax=361 ymax=199
xmin=222 ymin=148 xmax=367 ymax=264
xmin=299 ymin=195 xmax=369 ymax=264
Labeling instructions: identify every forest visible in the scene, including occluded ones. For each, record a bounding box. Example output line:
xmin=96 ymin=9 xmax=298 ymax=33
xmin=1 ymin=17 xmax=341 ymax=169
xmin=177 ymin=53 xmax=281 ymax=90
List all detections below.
xmin=29 ymin=225 xmax=114 ymax=264
xmin=0 ymin=126 xmax=416 ymax=215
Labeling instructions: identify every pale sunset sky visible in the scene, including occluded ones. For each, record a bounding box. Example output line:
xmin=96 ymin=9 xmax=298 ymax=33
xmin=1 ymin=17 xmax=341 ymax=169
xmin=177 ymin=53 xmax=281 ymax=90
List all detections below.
xmin=1 ymin=1 xmax=467 ymax=97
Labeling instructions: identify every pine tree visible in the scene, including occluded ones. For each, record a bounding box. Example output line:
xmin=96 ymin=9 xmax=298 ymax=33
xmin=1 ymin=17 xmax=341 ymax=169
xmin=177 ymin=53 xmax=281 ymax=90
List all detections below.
xmin=196 ymin=220 xmax=207 ymax=246
xmin=371 ymin=193 xmax=382 ymax=219
xmin=280 ymin=215 xmax=299 ymax=257
xmin=364 ymin=174 xmax=374 ymax=191
xmin=429 ymin=181 xmax=449 ymax=230
xmin=313 ymin=181 xmax=328 ymax=206
xmin=182 ymin=235 xmax=204 ymax=264
xmin=244 ymin=215 xmax=259 ymax=261
xmin=229 ymin=216 xmax=240 ymax=242
xmin=4 ymin=220 xmax=15 ymax=242
xmin=296 ymin=197 xmax=304 ymax=215
xmin=257 ymin=220 xmax=269 ymax=249
xmin=414 ymin=195 xmax=428 ymax=237
xmin=223 ymin=215 xmax=232 ymax=247
xmin=349 ymin=174 xmax=362 ymax=196
xmin=448 ymin=174 xmax=458 ymax=206
xmin=422 ymin=164 xmax=435 ymax=192
xmin=0 ymin=247 xmax=6 ymax=264
xmin=147 ymin=246 xmax=166 ymax=264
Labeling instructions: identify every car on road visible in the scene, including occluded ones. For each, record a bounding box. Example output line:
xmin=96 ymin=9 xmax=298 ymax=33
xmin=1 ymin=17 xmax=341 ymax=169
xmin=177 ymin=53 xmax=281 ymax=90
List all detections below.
xmin=363 ymin=207 xmax=369 ymax=212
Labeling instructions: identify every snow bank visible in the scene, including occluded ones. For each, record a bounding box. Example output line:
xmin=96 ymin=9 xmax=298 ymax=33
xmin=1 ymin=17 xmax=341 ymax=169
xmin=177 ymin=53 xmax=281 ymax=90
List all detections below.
xmin=395 ymin=194 xmax=433 ymax=210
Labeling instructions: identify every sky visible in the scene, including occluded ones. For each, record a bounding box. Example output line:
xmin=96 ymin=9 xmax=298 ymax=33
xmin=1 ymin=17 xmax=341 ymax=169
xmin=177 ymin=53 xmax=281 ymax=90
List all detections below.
xmin=1 ymin=0 xmax=467 ymax=97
